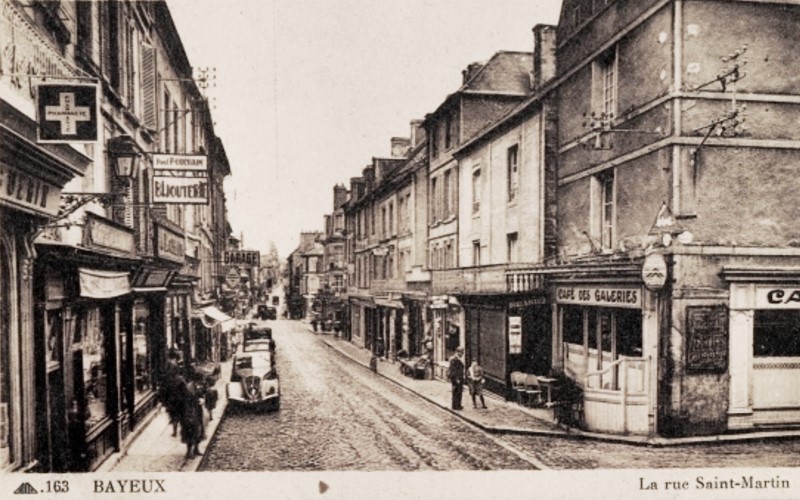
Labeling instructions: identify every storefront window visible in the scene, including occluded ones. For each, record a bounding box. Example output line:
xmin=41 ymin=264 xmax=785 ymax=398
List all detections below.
xmin=0 ymin=244 xmax=13 ymax=466
xmin=563 ymin=307 xmax=583 ymax=345
xmin=587 ymin=311 xmax=598 ymax=350
xmin=754 ymin=310 xmax=800 ymax=357
xmin=599 ymin=310 xmax=613 ymax=353
xmin=616 ymin=308 xmax=643 ymax=357
xmin=132 ymin=302 xmax=151 ymax=402
xmin=81 ymin=307 xmax=108 ymax=428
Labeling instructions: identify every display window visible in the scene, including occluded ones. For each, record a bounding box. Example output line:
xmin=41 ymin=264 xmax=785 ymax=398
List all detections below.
xmin=132 ymin=301 xmax=152 ymax=402
xmin=561 ymin=306 xmax=643 ymax=388
xmin=0 ymin=243 xmax=13 ymax=467
xmin=754 ymin=310 xmax=800 ymax=357
xmin=79 ymin=307 xmax=108 ymax=429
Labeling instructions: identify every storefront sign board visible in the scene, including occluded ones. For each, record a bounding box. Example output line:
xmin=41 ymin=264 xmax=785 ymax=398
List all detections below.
xmin=153 ymin=176 xmax=208 ymax=204
xmin=0 ymin=164 xmax=61 ymax=217
xmin=755 ymin=286 xmax=800 ymax=309
xmin=686 ymin=305 xmax=728 ymax=372
xmin=85 ymin=213 xmax=135 ymax=256
xmin=554 ymin=285 xmax=641 ymax=309
xmin=154 ymin=223 xmax=185 ymax=263
xmin=224 ymin=250 xmax=260 ymax=266
xmin=153 ymin=154 xmax=207 ymax=172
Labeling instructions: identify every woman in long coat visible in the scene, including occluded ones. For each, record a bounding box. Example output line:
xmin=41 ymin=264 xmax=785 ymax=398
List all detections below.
xmin=180 ymin=373 xmax=205 ymax=458
xmin=161 ymin=353 xmax=184 ymax=437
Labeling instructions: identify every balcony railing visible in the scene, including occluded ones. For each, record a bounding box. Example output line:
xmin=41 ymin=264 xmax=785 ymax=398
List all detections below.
xmin=430 ymin=264 xmax=507 ymax=294
xmin=505 ymin=270 xmax=545 ymax=293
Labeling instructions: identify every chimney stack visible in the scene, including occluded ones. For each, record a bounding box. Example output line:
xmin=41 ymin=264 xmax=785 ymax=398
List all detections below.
xmin=333 ymin=184 xmax=348 ymax=209
xmin=410 ymin=119 xmax=425 ymax=148
xmin=350 ymin=177 xmax=365 ymax=200
xmin=462 ymin=62 xmax=484 ymax=84
xmin=532 ymin=24 xmax=557 ymax=89
xmin=390 ymin=137 xmax=411 ymax=158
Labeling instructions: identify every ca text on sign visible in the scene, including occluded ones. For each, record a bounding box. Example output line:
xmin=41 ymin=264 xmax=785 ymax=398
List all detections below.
xmin=36 ymin=83 xmax=99 ymax=143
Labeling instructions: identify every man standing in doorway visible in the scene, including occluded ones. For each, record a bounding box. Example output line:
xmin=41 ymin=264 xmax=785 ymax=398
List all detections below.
xmin=447 ymin=346 xmax=465 ymax=410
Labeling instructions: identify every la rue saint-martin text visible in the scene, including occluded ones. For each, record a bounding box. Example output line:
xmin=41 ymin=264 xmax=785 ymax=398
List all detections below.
xmin=639 ymin=475 xmax=791 ymax=491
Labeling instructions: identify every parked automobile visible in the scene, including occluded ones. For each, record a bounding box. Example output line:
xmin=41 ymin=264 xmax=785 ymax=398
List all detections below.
xmin=226 ymin=351 xmax=280 ymax=410
xmin=257 ymin=304 xmax=277 ymax=320
xmin=243 ymin=339 xmax=276 ymax=356
xmin=244 ymin=324 xmax=272 ymax=341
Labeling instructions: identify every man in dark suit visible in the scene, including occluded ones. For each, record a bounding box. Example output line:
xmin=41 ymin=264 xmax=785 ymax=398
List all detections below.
xmin=447 ymin=346 xmax=465 ymax=410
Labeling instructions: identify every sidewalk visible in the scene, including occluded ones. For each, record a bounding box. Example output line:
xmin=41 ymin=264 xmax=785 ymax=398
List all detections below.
xmin=99 ymin=360 xmax=232 ymax=472
xmin=318 ymin=334 xmax=568 ymax=437
xmin=317 ymin=330 xmax=800 ymax=447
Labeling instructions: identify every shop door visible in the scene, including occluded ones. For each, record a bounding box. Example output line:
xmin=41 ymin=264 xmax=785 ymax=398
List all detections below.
xmin=520 ymin=306 xmax=551 ymax=375
xmin=466 ymin=308 xmax=480 ymax=366
xmin=394 ymin=311 xmax=403 ymax=358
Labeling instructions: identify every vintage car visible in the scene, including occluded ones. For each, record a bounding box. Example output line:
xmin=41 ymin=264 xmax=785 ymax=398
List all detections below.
xmin=243 ymin=338 xmax=275 ymax=355
xmin=244 ymin=324 xmax=272 ymax=342
xmin=257 ymin=304 xmax=277 ymax=320
xmin=226 ymin=351 xmax=280 ymax=410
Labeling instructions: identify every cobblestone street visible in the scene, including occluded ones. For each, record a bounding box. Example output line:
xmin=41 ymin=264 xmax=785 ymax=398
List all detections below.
xmin=502 ymin=434 xmax=800 ymax=470
xmin=199 ymin=320 xmax=800 ymax=472
xmin=199 ymin=320 xmax=538 ymax=471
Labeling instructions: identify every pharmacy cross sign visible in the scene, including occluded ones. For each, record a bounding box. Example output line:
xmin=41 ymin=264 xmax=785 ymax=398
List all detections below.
xmin=36 ymin=83 xmax=99 ymax=143
xmin=45 ymin=93 xmax=90 ymax=135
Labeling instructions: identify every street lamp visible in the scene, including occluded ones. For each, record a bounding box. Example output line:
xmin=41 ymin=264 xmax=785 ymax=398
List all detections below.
xmin=107 ymin=134 xmax=141 ymax=179
xmin=53 ymin=135 xmax=142 ymax=221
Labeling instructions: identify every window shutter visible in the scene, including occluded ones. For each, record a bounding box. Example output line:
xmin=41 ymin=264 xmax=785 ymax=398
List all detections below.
xmin=108 ymin=1 xmax=120 ymax=90
xmin=124 ymin=182 xmax=134 ymax=228
xmin=141 ymin=44 xmax=158 ymax=130
xmin=100 ymin=1 xmax=112 ymax=78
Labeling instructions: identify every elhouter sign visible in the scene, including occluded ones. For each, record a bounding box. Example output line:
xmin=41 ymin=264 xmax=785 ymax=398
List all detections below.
xmin=224 ymin=250 xmax=260 ymax=266
xmin=153 ymin=176 xmax=208 ymax=204
xmin=36 ymin=83 xmax=99 ymax=143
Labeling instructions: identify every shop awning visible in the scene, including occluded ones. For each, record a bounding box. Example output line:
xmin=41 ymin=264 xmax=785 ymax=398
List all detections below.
xmin=197 ymin=306 xmax=235 ymax=331
xmin=78 ymin=268 xmax=131 ymax=299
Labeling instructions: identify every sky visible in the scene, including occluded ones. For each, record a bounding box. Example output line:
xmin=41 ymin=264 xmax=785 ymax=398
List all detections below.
xmin=167 ymin=0 xmax=563 ymax=259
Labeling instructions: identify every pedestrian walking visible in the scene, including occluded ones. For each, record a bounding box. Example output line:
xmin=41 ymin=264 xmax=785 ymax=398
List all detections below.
xmin=204 ymin=375 xmax=219 ymax=421
xmin=161 ymin=349 xmax=184 ymax=437
xmin=447 ymin=346 xmax=465 ymax=410
xmin=467 ymin=360 xmax=487 ymax=409
xmin=181 ymin=372 xmax=205 ymax=459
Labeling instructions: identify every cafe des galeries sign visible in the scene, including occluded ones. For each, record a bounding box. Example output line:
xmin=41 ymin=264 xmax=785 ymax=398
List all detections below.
xmin=554 ymin=285 xmax=641 ymax=309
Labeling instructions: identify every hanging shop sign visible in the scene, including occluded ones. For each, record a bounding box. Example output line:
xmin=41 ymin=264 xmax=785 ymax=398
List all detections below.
xmin=641 ymin=253 xmax=668 ymax=291
xmin=225 ymin=268 xmax=240 ymax=288
xmin=554 ymin=285 xmax=641 ymax=309
xmin=508 ymin=316 xmax=522 ymax=354
xmin=153 ymin=176 xmax=208 ymax=204
xmin=36 ymin=83 xmax=99 ymax=143
xmin=154 ymin=222 xmax=185 ymax=263
xmin=153 ymin=154 xmax=208 ymax=172
xmin=84 ymin=212 xmax=135 ymax=257
xmin=0 ymin=164 xmax=61 ymax=216
xmin=224 ymin=250 xmax=261 ymax=266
